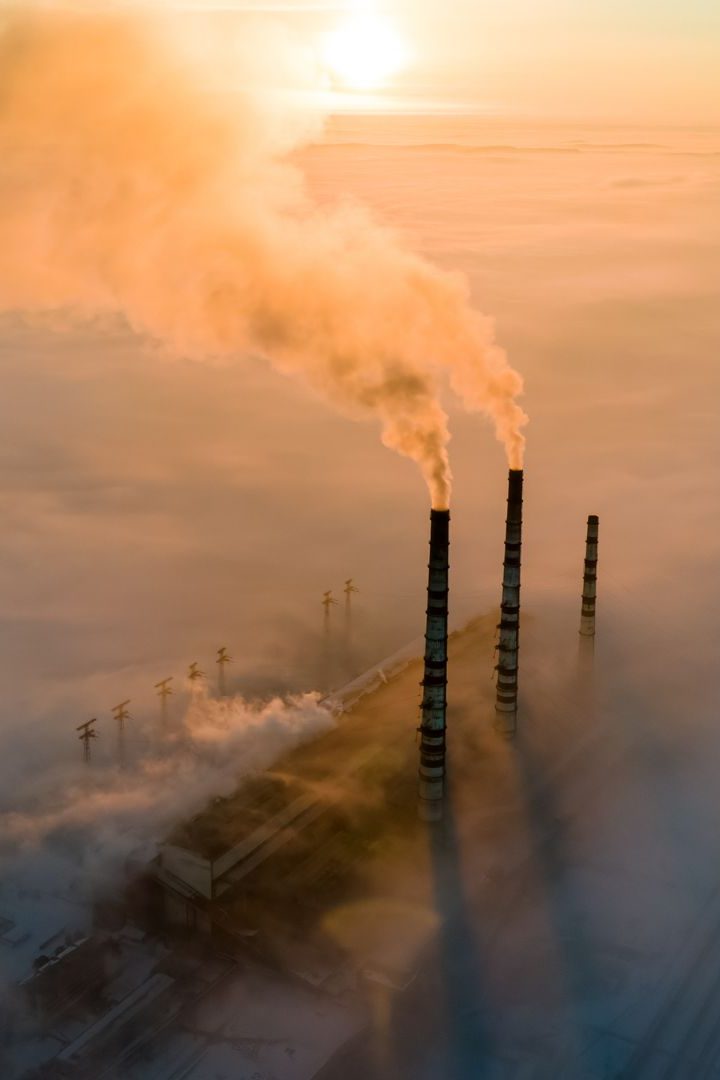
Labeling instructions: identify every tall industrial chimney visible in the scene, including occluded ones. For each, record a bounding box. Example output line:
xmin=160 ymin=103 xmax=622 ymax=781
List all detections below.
xmin=495 ymin=469 xmax=523 ymax=738
xmin=580 ymin=515 xmax=599 ymax=637
xmin=418 ymin=508 xmax=450 ymax=821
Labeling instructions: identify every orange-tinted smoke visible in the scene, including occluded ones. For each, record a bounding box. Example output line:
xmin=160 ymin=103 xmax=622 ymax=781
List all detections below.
xmin=0 ymin=9 xmax=526 ymax=507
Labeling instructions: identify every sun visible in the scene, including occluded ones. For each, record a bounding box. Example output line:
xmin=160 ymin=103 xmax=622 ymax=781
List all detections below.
xmin=322 ymin=14 xmax=409 ymax=92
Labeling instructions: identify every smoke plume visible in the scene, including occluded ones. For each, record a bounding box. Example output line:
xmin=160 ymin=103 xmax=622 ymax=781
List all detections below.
xmin=0 ymin=6 xmax=526 ymax=508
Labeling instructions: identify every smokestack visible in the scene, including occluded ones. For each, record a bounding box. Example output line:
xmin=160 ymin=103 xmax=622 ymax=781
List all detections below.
xmin=418 ymin=509 xmax=450 ymax=822
xmin=580 ymin=515 xmax=599 ymax=637
xmin=495 ymin=469 xmax=523 ymax=738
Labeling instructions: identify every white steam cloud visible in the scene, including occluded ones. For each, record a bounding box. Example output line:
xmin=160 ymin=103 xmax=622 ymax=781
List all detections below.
xmin=0 ymin=689 xmax=333 ymax=865
xmin=0 ymin=6 xmax=526 ymax=508
xmin=0 ymin=686 xmax=334 ymax=1068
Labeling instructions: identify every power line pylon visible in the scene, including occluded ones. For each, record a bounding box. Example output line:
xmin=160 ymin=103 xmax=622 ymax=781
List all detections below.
xmin=112 ymin=701 xmax=131 ymax=767
xmin=216 ymin=647 xmax=232 ymax=698
xmin=343 ymin=578 xmax=359 ymax=673
xmin=188 ymin=661 xmax=205 ymax=685
xmin=77 ymin=719 xmax=98 ymax=765
xmin=322 ymin=590 xmax=338 ymax=635
xmin=155 ymin=677 xmax=173 ymax=730
xmin=344 ymin=578 xmax=359 ymax=608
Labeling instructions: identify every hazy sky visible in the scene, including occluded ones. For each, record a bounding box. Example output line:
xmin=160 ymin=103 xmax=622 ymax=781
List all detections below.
xmin=122 ymin=0 xmax=720 ymax=122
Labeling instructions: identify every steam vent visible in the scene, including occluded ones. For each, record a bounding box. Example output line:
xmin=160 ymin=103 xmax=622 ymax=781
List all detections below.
xmin=418 ymin=508 xmax=450 ymax=822
xmin=494 ymin=469 xmax=524 ymax=737
xmin=580 ymin=514 xmax=600 ymax=636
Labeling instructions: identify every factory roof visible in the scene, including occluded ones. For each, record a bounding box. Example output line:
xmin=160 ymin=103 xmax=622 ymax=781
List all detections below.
xmin=164 ymin=689 xmax=411 ymax=864
xmin=160 ymin=613 xmax=514 ymax=911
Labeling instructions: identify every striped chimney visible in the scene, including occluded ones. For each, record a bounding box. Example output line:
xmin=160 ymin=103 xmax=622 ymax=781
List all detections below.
xmin=580 ymin=515 xmax=599 ymax=637
xmin=494 ymin=469 xmax=523 ymax=738
xmin=418 ymin=509 xmax=450 ymax=821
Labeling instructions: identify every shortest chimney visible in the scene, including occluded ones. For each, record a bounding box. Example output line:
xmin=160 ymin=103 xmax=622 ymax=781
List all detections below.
xmin=580 ymin=515 xmax=599 ymax=637
xmin=418 ymin=509 xmax=450 ymax=822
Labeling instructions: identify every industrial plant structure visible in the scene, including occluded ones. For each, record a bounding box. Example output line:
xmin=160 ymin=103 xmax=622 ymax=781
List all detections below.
xmin=580 ymin=515 xmax=600 ymax=637
xmin=9 ymin=472 xmax=610 ymax=1080
xmin=417 ymin=509 xmax=450 ymax=821
xmin=494 ymin=469 xmax=524 ymax=737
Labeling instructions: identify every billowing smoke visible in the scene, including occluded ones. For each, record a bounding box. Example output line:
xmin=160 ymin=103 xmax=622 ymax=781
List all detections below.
xmin=0 ymin=6 xmax=526 ymax=508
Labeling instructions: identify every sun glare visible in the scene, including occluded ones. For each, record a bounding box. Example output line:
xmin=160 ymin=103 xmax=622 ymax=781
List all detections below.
xmin=322 ymin=14 xmax=409 ymax=92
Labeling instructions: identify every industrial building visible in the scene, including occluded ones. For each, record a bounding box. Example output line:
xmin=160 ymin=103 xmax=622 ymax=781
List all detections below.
xmin=148 ymin=472 xmax=532 ymax=950
xmin=148 ymin=668 xmax=425 ymax=952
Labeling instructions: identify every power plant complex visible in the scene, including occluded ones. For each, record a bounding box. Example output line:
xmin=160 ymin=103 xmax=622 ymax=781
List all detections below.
xmin=5 ymin=469 xmax=601 ymax=1080
xmin=142 ymin=469 xmax=600 ymax=937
